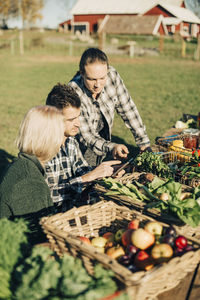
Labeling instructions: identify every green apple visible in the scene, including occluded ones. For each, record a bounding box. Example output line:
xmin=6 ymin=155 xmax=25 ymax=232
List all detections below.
xmin=115 ymin=228 xmax=126 ymax=243
xmin=91 ymin=237 xmax=107 ymax=248
xmin=144 ymin=221 xmax=163 ymax=236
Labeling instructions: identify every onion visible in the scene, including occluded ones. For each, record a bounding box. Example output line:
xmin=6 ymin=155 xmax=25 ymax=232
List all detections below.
xmin=179 ymin=192 xmax=191 ymax=201
xmin=159 ymin=193 xmax=169 ymax=201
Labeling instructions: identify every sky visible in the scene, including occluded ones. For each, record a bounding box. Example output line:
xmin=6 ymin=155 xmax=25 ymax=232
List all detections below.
xmin=7 ymin=0 xmax=77 ymax=29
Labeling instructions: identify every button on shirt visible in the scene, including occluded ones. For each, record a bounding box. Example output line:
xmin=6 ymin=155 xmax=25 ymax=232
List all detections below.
xmin=45 ymin=137 xmax=92 ymax=210
xmin=68 ymin=66 xmax=150 ymax=157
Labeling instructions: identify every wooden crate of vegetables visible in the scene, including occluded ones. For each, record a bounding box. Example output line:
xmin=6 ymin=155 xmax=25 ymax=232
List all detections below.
xmin=40 ymin=201 xmax=200 ymax=300
xmin=94 ymin=152 xmax=200 ymax=238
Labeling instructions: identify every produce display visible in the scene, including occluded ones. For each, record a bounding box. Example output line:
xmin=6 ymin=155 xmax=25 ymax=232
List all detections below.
xmin=178 ymin=149 xmax=200 ymax=181
xmin=0 ymin=218 xmax=129 ymax=300
xmin=79 ymin=219 xmax=197 ymax=272
xmin=98 ymin=174 xmax=200 ymax=227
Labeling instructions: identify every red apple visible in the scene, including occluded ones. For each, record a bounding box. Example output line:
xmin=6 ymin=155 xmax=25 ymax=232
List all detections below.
xmin=78 ymin=236 xmax=91 ymax=245
xmin=131 ymin=228 xmax=155 ymax=250
xmin=175 ymin=236 xmax=187 ymax=249
xmin=126 ymin=244 xmax=138 ymax=258
xmin=103 ymin=232 xmax=115 ymax=248
xmin=121 ymin=229 xmax=134 ymax=247
xmin=128 ymin=219 xmax=139 ymax=230
xmin=106 ymin=246 xmax=125 ymax=259
xmin=134 ymin=250 xmax=154 ymax=271
xmin=144 ymin=221 xmax=163 ymax=236
xmin=151 ymin=243 xmax=173 ymax=263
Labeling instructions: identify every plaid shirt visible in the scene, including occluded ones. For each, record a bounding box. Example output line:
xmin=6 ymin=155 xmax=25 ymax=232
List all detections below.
xmin=45 ymin=137 xmax=91 ymax=209
xmin=68 ymin=66 xmax=150 ymax=157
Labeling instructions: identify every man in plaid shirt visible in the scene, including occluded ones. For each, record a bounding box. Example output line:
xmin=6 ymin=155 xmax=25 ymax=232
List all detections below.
xmin=68 ymin=47 xmax=151 ymax=166
xmin=45 ymin=85 xmax=122 ymax=210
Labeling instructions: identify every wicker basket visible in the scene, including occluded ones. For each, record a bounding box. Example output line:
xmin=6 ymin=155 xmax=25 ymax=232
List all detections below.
xmin=40 ymin=201 xmax=200 ymax=300
xmin=94 ymin=173 xmax=200 ymax=239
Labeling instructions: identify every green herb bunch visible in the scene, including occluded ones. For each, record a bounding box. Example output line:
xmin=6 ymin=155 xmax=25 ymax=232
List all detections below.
xmin=134 ymin=152 xmax=173 ymax=178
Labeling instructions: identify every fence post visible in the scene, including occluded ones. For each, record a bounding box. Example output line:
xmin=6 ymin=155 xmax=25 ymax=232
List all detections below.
xmin=69 ymin=40 xmax=73 ymax=56
xmin=10 ymin=39 xmax=14 ymax=55
xmin=159 ymin=35 xmax=164 ymax=52
xmin=194 ymin=34 xmax=200 ymax=61
xmin=19 ymin=31 xmax=24 ymax=55
xmin=181 ymin=38 xmax=186 ymax=58
xmin=98 ymin=31 xmax=106 ymax=51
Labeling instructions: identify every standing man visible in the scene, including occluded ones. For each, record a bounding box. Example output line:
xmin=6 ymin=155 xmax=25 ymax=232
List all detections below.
xmin=45 ymin=84 xmax=122 ymax=211
xmin=68 ymin=47 xmax=151 ymax=167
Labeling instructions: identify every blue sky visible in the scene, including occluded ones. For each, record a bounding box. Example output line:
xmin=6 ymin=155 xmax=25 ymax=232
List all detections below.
xmin=8 ymin=0 xmax=77 ymax=29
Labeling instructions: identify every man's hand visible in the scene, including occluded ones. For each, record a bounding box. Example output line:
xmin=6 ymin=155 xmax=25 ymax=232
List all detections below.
xmin=140 ymin=145 xmax=152 ymax=153
xmin=112 ymin=144 xmax=129 ymax=159
xmin=82 ymin=160 xmax=122 ymax=182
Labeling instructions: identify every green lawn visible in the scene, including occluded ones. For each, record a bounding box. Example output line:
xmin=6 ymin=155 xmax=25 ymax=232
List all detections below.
xmin=0 ymin=35 xmax=200 ymax=171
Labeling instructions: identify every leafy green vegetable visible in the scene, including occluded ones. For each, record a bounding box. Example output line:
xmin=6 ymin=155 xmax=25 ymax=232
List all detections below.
xmin=14 ymin=247 xmax=61 ymax=300
xmin=134 ymin=152 xmax=173 ymax=178
xmin=0 ymin=218 xmax=28 ymax=273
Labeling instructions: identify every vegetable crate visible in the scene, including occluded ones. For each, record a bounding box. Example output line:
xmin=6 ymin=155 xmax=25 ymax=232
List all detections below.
xmin=156 ymin=134 xmax=184 ymax=148
xmin=94 ymin=173 xmax=200 ymax=239
xmin=40 ymin=201 xmax=200 ymax=300
xmin=158 ymin=151 xmax=200 ymax=188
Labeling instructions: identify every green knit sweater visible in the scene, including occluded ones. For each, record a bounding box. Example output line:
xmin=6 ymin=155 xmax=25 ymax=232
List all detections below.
xmin=0 ymin=153 xmax=54 ymax=243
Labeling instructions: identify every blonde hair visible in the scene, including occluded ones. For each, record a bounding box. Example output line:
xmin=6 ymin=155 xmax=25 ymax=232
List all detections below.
xmin=16 ymin=105 xmax=64 ymax=162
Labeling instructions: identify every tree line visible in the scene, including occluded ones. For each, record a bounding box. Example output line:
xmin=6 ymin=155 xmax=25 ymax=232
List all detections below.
xmin=0 ymin=0 xmax=43 ymax=28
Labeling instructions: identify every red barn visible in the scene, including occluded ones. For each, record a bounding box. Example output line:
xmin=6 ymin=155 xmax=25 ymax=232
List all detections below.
xmin=60 ymin=0 xmax=200 ymax=37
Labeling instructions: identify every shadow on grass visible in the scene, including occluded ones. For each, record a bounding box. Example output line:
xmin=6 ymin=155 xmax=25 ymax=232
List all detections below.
xmin=0 ymin=149 xmax=16 ymax=182
xmin=111 ymin=135 xmax=140 ymax=158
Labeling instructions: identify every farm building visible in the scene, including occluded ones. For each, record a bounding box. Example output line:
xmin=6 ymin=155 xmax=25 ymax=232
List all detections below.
xmin=59 ymin=0 xmax=200 ymax=37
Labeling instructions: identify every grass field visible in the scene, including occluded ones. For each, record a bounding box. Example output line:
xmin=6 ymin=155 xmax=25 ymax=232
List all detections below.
xmin=0 ymin=31 xmax=200 ymax=174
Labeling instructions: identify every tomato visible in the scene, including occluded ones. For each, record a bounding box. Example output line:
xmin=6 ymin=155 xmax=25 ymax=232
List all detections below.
xmin=192 ymin=149 xmax=200 ymax=157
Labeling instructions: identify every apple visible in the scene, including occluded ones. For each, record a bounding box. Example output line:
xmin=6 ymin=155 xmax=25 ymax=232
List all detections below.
xmin=103 ymin=232 xmax=115 ymax=248
xmin=144 ymin=221 xmax=163 ymax=236
xmin=121 ymin=229 xmax=134 ymax=247
xmin=115 ymin=228 xmax=126 ymax=243
xmin=131 ymin=228 xmax=155 ymax=250
xmin=126 ymin=244 xmax=138 ymax=258
xmin=106 ymin=246 xmax=125 ymax=259
xmin=78 ymin=236 xmax=91 ymax=245
xmin=127 ymin=219 xmax=139 ymax=230
xmin=134 ymin=250 xmax=154 ymax=271
xmin=175 ymin=236 xmax=188 ymax=249
xmin=163 ymin=234 xmax=175 ymax=247
xmin=164 ymin=226 xmax=177 ymax=237
xmin=118 ymin=254 xmax=131 ymax=266
xmin=151 ymin=243 xmax=173 ymax=263
xmin=93 ymin=246 xmax=105 ymax=253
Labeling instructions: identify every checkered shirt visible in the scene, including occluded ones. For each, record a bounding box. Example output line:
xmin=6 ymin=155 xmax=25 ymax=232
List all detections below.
xmin=68 ymin=65 xmax=150 ymax=156
xmin=45 ymin=137 xmax=92 ymax=209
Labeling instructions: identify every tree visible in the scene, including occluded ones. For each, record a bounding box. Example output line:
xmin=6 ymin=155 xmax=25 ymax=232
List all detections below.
xmin=21 ymin=0 xmax=44 ymax=28
xmin=0 ymin=0 xmax=44 ymax=28
xmin=0 ymin=0 xmax=19 ymax=27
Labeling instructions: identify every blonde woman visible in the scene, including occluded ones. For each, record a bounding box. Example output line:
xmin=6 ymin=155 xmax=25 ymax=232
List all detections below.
xmin=0 ymin=106 xmax=64 ymax=242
